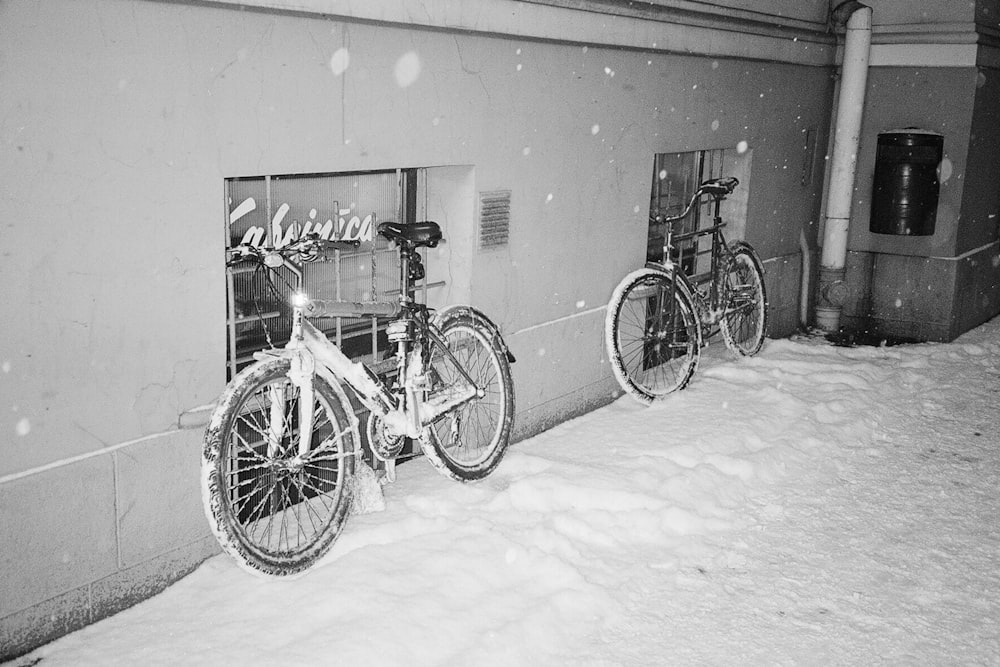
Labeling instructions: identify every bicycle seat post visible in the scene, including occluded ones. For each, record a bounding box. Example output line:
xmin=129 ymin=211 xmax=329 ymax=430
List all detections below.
xmin=398 ymin=243 xmax=414 ymax=307
xmin=383 ymin=240 xmax=426 ymax=371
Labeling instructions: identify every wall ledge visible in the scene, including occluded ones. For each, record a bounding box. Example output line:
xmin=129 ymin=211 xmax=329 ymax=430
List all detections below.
xmin=183 ymin=0 xmax=837 ymax=65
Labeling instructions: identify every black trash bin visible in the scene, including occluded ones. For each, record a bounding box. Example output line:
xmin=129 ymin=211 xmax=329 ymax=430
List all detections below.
xmin=870 ymin=129 xmax=943 ymax=236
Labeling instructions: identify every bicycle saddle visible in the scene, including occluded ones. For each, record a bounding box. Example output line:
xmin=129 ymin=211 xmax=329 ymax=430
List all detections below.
xmin=377 ymin=221 xmax=442 ymax=248
xmin=699 ymin=177 xmax=739 ymax=197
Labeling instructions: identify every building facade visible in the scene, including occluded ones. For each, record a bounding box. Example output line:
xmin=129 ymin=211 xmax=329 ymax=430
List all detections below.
xmin=1 ymin=0 xmax=997 ymax=658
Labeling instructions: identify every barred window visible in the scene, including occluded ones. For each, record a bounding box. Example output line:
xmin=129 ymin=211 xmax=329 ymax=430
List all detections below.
xmin=223 ymin=169 xmax=421 ymax=379
xmin=648 ymin=147 xmax=752 ymax=277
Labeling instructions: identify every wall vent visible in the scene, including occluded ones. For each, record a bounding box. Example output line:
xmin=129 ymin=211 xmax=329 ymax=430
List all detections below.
xmin=478 ymin=189 xmax=511 ymax=250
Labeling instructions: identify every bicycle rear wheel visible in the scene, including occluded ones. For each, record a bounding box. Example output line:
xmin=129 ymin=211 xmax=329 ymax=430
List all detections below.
xmin=421 ymin=306 xmax=514 ymax=482
xmin=720 ymin=241 xmax=768 ymax=356
xmin=605 ymin=268 xmax=701 ymax=404
xmin=202 ymin=357 xmax=358 ymax=577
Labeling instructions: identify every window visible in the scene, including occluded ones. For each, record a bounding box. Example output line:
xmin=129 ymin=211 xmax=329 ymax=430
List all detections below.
xmin=223 ymin=169 xmax=422 ymax=379
xmin=648 ymin=146 xmax=752 ymax=277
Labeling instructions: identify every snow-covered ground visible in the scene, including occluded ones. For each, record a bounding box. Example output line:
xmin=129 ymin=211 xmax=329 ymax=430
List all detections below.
xmin=13 ymin=318 xmax=1000 ymax=666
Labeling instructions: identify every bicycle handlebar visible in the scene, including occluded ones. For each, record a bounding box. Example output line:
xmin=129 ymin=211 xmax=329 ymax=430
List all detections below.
xmin=227 ymin=235 xmax=361 ymax=266
xmin=650 ymin=177 xmax=740 ymax=224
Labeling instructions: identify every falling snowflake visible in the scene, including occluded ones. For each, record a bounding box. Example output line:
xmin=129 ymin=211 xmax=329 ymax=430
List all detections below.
xmin=937 ymin=158 xmax=954 ymax=183
xmin=394 ymin=51 xmax=421 ymax=87
xmin=329 ymin=48 xmax=350 ymax=76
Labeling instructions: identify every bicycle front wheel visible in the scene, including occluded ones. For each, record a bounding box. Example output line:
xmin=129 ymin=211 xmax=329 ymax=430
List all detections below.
xmin=202 ymin=357 xmax=358 ymax=577
xmin=720 ymin=241 xmax=768 ymax=356
xmin=421 ymin=306 xmax=514 ymax=482
xmin=605 ymin=268 xmax=701 ymax=404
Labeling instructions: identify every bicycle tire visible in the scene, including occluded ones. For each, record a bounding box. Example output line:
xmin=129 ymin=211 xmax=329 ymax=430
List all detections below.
xmin=605 ymin=267 xmax=701 ymax=404
xmin=720 ymin=241 xmax=768 ymax=356
xmin=421 ymin=306 xmax=515 ymax=481
xmin=202 ymin=357 xmax=358 ymax=577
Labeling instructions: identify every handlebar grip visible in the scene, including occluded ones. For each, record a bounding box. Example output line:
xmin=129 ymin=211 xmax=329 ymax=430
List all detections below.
xmin=304 ymin=299 xmax=401 ymax=319
xmin=227 ymin=245 xmax=260 ymax=266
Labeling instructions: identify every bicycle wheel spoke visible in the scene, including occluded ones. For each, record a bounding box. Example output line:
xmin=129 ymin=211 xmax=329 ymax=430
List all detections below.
xmin=287 ymin=476 xmax=324 ymax=542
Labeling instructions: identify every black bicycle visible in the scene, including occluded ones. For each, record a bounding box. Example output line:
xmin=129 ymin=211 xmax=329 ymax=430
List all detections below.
xmin=605 ymin=177 xmax=767 ymax=404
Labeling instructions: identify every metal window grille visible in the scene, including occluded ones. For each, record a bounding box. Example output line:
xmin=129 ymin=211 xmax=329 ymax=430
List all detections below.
xmin=648 ymin=149 xmax=724 ymax=280
xmin=224 ymin=169 xmax=423 ymax=380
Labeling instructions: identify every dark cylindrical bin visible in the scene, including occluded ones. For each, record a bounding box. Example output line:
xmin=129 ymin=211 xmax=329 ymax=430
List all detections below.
xmin=869 ymin=129 xmax=943 ymax=236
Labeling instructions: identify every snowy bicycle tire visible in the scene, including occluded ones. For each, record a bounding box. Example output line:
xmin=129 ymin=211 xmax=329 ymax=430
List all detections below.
xmin=202 ymin=357 xmax=358 ymax=577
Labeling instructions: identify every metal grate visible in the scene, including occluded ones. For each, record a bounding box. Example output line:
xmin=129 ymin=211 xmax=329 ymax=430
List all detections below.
xmin=224 ymin=170 xmax=404 ymax=378
xmin=478 ymin=190 xmax=511 ymax=249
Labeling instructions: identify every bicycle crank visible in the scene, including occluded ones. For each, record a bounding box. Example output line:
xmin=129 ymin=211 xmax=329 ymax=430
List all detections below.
xmin=367 ymin=412 xmax=406 ymax=462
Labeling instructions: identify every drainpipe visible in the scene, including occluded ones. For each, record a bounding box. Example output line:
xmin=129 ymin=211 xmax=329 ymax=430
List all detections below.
xmin=815 ymin=1 xmax=872 ymax=332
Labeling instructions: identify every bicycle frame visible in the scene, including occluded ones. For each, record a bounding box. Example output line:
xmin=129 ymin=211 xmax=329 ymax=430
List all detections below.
xmin=253 ymin=244 xmax=483 ymax=461
xmin=652 ymin=183 xmax=736 ymax=326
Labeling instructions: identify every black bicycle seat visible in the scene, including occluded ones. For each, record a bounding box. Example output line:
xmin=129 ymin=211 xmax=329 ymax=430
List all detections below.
xmin=699 ymin=177 xmax=739 ymax=197
xmin=377 ymin=221 xmax=443 ymax=248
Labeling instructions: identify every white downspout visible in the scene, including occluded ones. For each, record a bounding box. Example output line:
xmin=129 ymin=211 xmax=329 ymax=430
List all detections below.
xmin=815 ymin=1 xmax=872 ymax=332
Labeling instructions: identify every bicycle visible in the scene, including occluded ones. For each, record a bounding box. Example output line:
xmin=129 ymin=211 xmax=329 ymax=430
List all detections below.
xmin=605 ymin=177 xmax=767 ymax=404
xmin=202 ymin=221 xmax=515 ymax=577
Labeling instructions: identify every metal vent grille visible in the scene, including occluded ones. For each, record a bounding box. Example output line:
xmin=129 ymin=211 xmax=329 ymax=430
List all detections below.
xmin=479 ymin=190 xmax=511 ymax=249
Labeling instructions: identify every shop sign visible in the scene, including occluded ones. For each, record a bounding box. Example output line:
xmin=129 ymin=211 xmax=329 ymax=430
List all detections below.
xmin=230 ymin=197 xmax=375 ymax=249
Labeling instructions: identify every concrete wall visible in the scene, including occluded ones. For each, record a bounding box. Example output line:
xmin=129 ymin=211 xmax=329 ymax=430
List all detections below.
xmin=2 ymin=0 xmax=838 ymax=657
xmin=952 ymin=59 xmax=1000 ymax=335
xmin=835 ymin=6 xmax=1000 ymax=341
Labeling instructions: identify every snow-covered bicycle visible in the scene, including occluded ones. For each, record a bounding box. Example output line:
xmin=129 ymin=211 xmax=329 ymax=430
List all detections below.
xmin=605 ymin=177 xmax=767 ymax=404
xmin=202 ymin=222 xmax=515 ymax=577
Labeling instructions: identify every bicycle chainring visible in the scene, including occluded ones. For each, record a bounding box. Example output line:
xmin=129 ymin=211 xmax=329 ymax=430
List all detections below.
xmin=367 ymin=412 xmax=406 ymax=461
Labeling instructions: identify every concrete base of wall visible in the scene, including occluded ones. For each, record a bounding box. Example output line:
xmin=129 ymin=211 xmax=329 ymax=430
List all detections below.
xmin=762 ymin=252 xmax=805 ymax=337
xmin=512 ymin=376 xmax=623 ymax=445
xmin=841 ymin=244 xmax=1000 ymax=342
xmin=0 ymin=537 xmax=218 ymax=663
